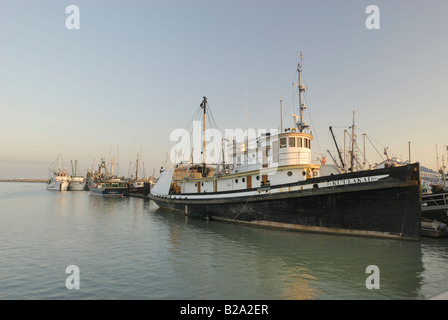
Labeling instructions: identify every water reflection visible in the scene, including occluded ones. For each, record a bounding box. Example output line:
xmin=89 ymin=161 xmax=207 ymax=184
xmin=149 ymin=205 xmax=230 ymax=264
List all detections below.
xmin=280 ymin=266 xmax=320 ymax=299
xmin=154 ymin=206 xmax=425 ymax=299
xmin=2 ymin=182 xmax=446 ymax=300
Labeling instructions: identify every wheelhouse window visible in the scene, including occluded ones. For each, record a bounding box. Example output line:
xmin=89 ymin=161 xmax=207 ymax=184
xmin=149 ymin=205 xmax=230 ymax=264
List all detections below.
xmin=280 ymin=138 xmax=287 ymax=148
xmin=289 ymin=137 xmax=296 ymax=147
xmin=306 ymin=139 xmax=311 ymax=148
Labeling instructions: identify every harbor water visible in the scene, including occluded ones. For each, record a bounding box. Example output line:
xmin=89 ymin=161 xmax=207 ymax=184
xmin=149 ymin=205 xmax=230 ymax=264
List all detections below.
xmin=1 ymin=182 xmax=448 ymax=300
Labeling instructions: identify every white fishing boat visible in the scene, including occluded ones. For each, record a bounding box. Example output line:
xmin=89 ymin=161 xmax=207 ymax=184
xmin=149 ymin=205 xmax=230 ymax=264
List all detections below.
xmin=46 ymin=154 xmax=69 ymax=191
xmin=69 ymin=175 xmax=85 ymax=191
xmin=68 ymin=160 xmax=86 ymax=191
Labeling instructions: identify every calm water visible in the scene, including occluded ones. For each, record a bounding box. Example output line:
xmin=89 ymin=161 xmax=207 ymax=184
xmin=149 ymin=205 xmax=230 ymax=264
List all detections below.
xmin=1 ymin=182 xmax=448 ymax=300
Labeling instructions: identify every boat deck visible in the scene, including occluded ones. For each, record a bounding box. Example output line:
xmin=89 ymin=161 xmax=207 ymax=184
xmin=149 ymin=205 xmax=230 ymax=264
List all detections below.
xmin=421 ymin=221 xmax=448 ymax=238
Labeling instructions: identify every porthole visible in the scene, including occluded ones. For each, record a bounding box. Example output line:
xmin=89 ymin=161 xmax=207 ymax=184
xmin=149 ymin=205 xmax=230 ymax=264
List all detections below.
xmin=302 ymin=171 xmax=306 ymax=176
xmin=242 ymin=178 xmax=246 ymax=183
xmin=195 ymin=183 xmax=197 ymax=186
xmin=235 ymin=179 xmax=238 ymax=183
xmin=201 ymin=183 xmax=204 ymax=186
xmin=256 ymin=176 xmax=260 ymax=181
xmin=287 ymin=171 xmax=293 ymax=177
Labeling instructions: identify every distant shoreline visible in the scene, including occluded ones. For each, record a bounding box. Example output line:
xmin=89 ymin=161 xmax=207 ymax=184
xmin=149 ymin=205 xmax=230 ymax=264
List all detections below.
xmin=0 ymin=179 xmax=47 ymax=183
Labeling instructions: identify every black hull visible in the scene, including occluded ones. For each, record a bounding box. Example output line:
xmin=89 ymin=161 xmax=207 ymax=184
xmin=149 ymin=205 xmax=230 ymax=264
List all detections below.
xmin=149 ymin=163 xmax=421 ymax=240
xmin=126 ymin=182 xmax=151 ymax=196
xmin=421 ymin=209 xmax=448 ymax=223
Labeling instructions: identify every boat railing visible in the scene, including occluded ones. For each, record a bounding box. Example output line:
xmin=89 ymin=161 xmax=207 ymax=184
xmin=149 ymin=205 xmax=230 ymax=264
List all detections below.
xmin=421 ymin=193 xmax=448 ymax=210
xmin=278 ymin=151 xmax=312 ymax=166
xmin=231 ymin=151 xmax=318 ymax=174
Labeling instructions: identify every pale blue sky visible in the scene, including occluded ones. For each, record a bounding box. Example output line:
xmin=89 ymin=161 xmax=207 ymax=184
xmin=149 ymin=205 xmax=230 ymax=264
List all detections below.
xmin=1 ymin=0 xmax=447 ymax=178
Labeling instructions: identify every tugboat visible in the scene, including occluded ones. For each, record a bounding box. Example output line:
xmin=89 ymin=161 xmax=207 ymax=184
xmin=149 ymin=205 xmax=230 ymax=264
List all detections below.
xmin=148 ymin=56 xmax=421 ymax=240
xmin=89 ymin=160 xmax=127 ymax=196
xmin=46 ymin=154 xmax=69 ymax=191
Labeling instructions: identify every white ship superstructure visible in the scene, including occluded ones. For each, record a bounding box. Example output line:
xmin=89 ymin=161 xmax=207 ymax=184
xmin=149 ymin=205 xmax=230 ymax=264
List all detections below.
xmin=46 ymin=154 xmax=69 ymax=191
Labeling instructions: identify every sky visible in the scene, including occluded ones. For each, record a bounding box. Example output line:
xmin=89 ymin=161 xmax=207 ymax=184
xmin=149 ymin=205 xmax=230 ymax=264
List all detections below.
xmin=1 ymin=0 xmax=448 ymax=179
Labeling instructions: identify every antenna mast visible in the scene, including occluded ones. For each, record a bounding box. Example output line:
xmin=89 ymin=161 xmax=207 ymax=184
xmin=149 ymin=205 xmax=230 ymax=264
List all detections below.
xmin=350 ymin=110 xmax=356 ymax=171
xmin=296 ymin=52 xmax=309 ymax=133
xmin=200 ymin=96 xmax=208 ymax=166
xmin=135 ymin=153 xmax=139 ymax=180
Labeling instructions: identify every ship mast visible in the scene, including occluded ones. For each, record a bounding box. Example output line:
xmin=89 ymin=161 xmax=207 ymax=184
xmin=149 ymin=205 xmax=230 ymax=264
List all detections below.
xmin=200 ymin=96 xmax=207 ymax=173
xmin=135 ymin=153 xmax=139 ymax=180
xmin=58 ymin=153 xmax=62 ymax=172
xmin=296 ymin=52 xmax=309 ymax=133
xmin=350 ymin=110 xmax=356 ymax=171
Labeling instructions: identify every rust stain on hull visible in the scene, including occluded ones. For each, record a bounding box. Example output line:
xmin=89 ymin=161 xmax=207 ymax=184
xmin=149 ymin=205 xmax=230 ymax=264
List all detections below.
xmin=210 ymin=216 xmax=409 ymax=240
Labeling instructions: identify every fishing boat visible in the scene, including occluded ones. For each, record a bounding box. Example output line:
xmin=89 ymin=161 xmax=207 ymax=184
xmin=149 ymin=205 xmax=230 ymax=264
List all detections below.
xmin=68 ymin=160 xmax=86 ymax=191
xmin=128 ymin=152 xmax=146 ymax=194
xmin=46 ymin=154 xmax=69 ymax=191
xmin=148 ymin=56 xmax=422 ymax=240
xmin=69 ymin=175 xmax=86 ymax=191
xmin=89 ymin=160 xmax=127 ymax=196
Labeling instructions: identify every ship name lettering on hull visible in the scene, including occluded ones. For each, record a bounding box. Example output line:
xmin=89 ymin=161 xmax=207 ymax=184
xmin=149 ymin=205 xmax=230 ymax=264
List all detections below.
xmin=331 ymin=176 xmax=381 ymax=187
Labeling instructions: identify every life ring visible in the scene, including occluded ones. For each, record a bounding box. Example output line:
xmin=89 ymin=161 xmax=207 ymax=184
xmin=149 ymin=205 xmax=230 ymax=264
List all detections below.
xmin=230 ymin=164 xmax=234 ymax=170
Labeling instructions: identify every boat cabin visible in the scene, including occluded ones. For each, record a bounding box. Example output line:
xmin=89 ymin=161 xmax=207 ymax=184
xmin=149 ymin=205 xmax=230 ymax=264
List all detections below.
xmin=176 ymin=131 xmax=320 ymax=194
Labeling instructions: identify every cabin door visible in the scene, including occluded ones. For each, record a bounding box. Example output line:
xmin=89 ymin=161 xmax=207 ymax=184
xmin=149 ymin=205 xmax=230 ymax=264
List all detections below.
xmin=246 ymin=176 xmax=252 ymax=189
xmin=262 ymin=174 xmax=268 ymax=185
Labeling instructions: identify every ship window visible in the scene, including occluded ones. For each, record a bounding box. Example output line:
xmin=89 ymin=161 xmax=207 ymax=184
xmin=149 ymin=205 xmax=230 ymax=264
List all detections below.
xmin=287 ymin=171 xmax=293 ymax=177
xmin=242 ymin=178 xmax=245 ymax=183
xmin=298 ymin=138 xmax=302 ymax=148
xmin=280 ymin=138 xmax=287 ymax=148
xmin=201 ymin=183 xmax=204 ymax=186
xmin=256 ymin=176 xmax=260 ymax=181
xmin=235 ymin=179 xmax=238 ymax=183
xmin=195 ymin=183 xmax=197 ymax=187
xmin=289 ymin=137 xmax=296 ymax=147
